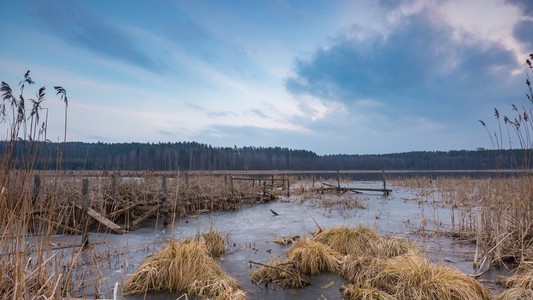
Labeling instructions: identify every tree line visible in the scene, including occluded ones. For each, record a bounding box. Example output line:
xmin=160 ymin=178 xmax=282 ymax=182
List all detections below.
xmin=1 ymin=140 xmax=530 ymax=171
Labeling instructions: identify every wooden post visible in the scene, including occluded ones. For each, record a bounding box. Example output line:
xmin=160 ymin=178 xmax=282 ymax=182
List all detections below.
xmin=381 ymin=168 xmax=388 ymax=196
xmin=224 ymin=174 xmax=228 ymax=191
xmin=32 ymin=174 xmax=41 ymax=205
xmin=81 ymin=178 xmax=90 ymax=248
xmin=286 ymin=176 xmax=290 ymax=197
xmin=111 ymin=174 xmax=117 ymax=196
xmin=229 ymin=175 xmax=235 ymax=197
xmin=161 ymin=176 xmax=168 ymax=202
xmin=336 ymin=169 xmax=341 ymax=194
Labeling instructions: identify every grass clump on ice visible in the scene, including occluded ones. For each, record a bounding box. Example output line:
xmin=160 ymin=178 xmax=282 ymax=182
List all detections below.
xmin=496 ymin=288 xmax=533 ymax=300
xmin=313 ymin=225 xmax=380 ymax=255
xmin=313 ymin=225 xmax=418 ymax=258
xmin=287 ymin=237 xmax=343 ymax=275
xmin=250 ymin=258 xmax=310 ymax=288
xmin=341 ymin=253 xmax=491 ymax=300
xmin=341 ymin=283 xmax=395 ymax=300
xmin=122 ymin=238 xmax=244 ymax=299
xmin=202 ymin=229 xmax=226 ymax=258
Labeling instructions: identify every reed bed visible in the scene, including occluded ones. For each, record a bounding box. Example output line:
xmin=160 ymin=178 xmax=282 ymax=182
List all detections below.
xmin=123 ymin=238 xmax=244 ymax=299
xmin=1 ymin=172 xmax=271 ymax=235
xmin=420 ymin=176 xmax=533 ymax=265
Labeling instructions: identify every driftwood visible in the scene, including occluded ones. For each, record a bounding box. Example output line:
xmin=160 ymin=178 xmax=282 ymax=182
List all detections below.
xmin=321 ymin=182 xmax=391 ymax=195
xmin=128 ymin=205 xmax=159 ymax=230
xmin=311 ymin=216 xmax=323 ymax=234
xmin=270 ymin=209 xmax=279 ymax=216
xmin=73 ymin=202 xmax=125 ymax=234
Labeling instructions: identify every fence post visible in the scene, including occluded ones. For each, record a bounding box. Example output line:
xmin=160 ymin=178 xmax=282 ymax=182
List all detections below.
xmin=336 ymin=169 xmax=341 ymax=194
xmin=81 ymin=178 xmax=90 ymax=248
xmin=111 ymin=174 xmax=117 ymax=197
xmin=161 ymin=176 xmax=168 ymax=202
xmin=382 ymin=168 xmax=388 ymax=196
xmin=32 ymin=174 xmax=41 ymax=205
xmin=230 ymin=175 xmax=234 ymax=196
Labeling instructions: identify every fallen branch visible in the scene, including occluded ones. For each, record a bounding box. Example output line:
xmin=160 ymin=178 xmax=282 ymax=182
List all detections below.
xmin=311 ymin=216 xmax=323 ymax=233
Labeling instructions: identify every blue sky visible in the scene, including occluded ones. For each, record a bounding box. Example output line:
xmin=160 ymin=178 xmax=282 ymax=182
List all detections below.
xmin=1 ymin=0 xmax=532 ymax=155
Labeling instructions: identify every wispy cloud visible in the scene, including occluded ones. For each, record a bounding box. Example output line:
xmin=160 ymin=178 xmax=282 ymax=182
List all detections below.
xmin=28 ymin=1 xmax=167 ymax=73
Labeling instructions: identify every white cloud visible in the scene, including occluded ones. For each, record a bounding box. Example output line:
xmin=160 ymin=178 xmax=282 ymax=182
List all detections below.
xmin=438 ymin=0 xmax=526 ymax=62
xmin=295 ymin=94 xmax=347 ymax=121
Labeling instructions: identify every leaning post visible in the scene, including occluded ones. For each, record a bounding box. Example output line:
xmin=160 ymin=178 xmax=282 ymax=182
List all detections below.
xmin=381 ymin=167 xmax=388 ymax=196
xmin=81 ymin=178 xmax=90 ymax=248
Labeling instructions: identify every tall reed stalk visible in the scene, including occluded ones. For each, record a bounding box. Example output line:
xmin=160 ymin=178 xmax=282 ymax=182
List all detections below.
xmin=476 ymin=53 xmax=533 ymax=266
xmin=0 ymin=71 xmax=77 ymax=298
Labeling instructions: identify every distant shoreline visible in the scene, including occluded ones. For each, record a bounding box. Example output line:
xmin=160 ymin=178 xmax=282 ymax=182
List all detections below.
xmin=30 ymin=169 xmax=531 ymax=177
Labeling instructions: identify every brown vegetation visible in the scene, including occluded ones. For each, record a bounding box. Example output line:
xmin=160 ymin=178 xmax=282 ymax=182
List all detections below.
xmin=286 ymin=237 xmax=343 ymax=275
xmin=250 ymin=258 xmax=311 ymax=288
xmin=123 ymin=237 xmax=244 ymax=299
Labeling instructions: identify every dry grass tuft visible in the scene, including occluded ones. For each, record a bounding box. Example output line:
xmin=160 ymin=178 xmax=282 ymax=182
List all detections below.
xmin=496 ymin=287 xmax=533 ymax=300
xmin=287 ymin=237 xmax=343 ymax=275
xmin=123 ymin=238 xmax=243 ymax=298
xmin=367 ymin=237 xmax=419 ymax=258
xmin=313 ymin=225 xmax=380 ymax=255
xmin=341 ymin=283 xmax=395 ymax=300
xmin=250 ymin=258 xmax=310 ymax=288
xmin=274 ymin=235 xmax=300 ymax=245
xmin=341 ymin=255 xmax=380 ymax=284
xmin=342 ymin=254 xmax=491 ymax=300
xmin=202 ymin=229 xmax=226 ymax=258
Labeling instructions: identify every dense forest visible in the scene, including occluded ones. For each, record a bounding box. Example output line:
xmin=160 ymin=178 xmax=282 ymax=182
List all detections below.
xmin=1 ymin=141 xmax=531 ymax=171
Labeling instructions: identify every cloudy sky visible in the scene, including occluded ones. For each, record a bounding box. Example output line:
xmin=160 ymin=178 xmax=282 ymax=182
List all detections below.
xmin=1 ymin=0 xmax=532 ymax=155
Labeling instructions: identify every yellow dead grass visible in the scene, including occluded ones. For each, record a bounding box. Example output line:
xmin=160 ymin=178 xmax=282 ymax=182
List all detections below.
xmin=203 ymin=229 xmax=226 ymax=258
xmin=123 ymin=238 xmax=244 ymax=299
xmin=287 ymin=237 xmax=343 ymax=275
xmin=342 ymin=253 xmax=491 ymax=300
xmin=250 ymin=258 xmax=310 ymax=288
xmin=313 ymin=225 xmax=380 ymax=255
xmin=341 ymin=283 xmax=395 ymax=300
xmin=496 ymin=287 xmax=533 ymax=300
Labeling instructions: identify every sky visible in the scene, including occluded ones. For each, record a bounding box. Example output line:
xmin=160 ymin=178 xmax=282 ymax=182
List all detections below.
xmin=0 ymin=0 xmax=532 ymax=155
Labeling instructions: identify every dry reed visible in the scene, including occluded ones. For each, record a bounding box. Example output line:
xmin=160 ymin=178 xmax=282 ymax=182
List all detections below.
xmin=250 ymin=258 xmax=310 ymax=288
xmin=286 ymin=237 xmax=343 ymax=275
xmin=202 ymin=229 xmax=226 ymax=258
xmin=313 ymin=225 xmax=380 ymax=255
xmin=341 ymin=283 xmax=395 ymax=300
xmin=502 ymin=261 xmax=533 ymax=290
xmin=274 ymin=235 xmax=300 ymax=245
xmin=122 ymin=238 xmax=243 ymax=298
xmin=342 ymin=253 xmax=491 ymax=300
xmin=496 ymin=288 xmax=533 ymax=300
